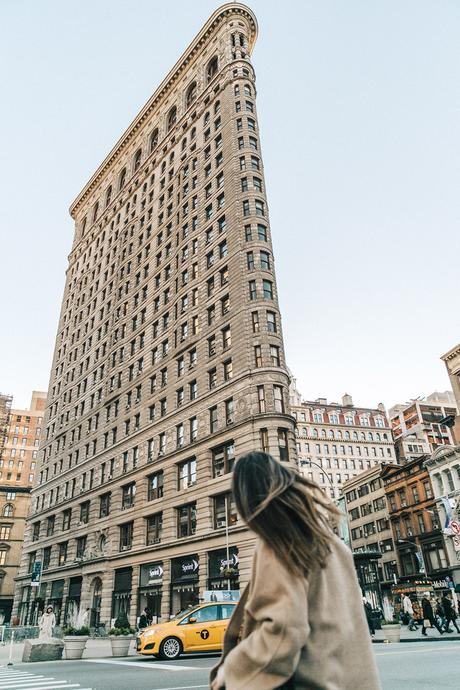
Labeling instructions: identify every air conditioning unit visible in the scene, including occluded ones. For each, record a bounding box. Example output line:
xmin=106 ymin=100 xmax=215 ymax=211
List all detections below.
xmin=226 ymin=416 xmax=234 ymax=426
xmin=152 ymin=537 xmax=161 ymax=544
xmin=157 ymin=450 xmax=164 ymax=458
xmin=107 ymin=474 xmax=113 ymax=480
xmin=126 ymin=404 xmax=131 ymax=410
xmin=216 ymin=519 xmax=226 ymax=528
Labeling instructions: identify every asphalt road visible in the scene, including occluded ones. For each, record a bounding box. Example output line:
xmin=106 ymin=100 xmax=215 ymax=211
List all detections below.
xmin=1 ymin=642 xmax=459 ymax=690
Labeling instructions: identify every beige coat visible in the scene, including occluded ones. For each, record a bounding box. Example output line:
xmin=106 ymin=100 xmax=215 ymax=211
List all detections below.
xmin=211 ymin=536 xmax=382 ymax=690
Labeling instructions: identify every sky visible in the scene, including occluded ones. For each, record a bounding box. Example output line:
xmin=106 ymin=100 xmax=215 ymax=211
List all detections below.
xmin=0 ymin=0 xmax=459 ymax=411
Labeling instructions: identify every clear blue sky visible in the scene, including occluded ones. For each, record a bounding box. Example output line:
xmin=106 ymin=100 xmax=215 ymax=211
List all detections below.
xmin=1 ymin=1 xmax=459 ymax=410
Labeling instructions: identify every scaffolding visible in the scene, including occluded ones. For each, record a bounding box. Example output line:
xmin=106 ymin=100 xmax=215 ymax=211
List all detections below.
xmin=0 ymin=393 xmax=13 ymax=464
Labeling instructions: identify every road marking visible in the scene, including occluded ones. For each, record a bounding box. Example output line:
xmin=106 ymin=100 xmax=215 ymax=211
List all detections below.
xmin=375 ymin=644 xmax=460 ymax=656
xmin=0 ymin=684 xmax=82 ymax=690
xmin=148 ymin=686 xmax=208 ymax=690
xmin=83 ymin=659 xmax=206 ymax=671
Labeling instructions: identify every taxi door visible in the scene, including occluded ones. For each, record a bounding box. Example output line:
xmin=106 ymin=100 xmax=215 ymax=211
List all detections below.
xmin=215 ymin=603 xmax=237 ymax=645
xmin=179 ymin=604 xmax=221 ymax=651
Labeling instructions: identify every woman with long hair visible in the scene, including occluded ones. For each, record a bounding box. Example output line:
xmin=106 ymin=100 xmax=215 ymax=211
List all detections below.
xmin=210 ymin=452 xmax=381 ymax=690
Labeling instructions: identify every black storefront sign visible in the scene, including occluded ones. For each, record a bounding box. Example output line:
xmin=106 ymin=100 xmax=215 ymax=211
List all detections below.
xmin=171 ymin=555 xmax=199 ymax=581
xmin=208 ymin=547 xmax=239 ymax=579
xmin=140 ymin=562 xmax=164 ymax=587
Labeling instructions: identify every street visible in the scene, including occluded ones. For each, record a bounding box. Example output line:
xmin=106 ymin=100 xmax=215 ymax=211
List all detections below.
xmin=0 ymin=642 xmax=459 ymax=690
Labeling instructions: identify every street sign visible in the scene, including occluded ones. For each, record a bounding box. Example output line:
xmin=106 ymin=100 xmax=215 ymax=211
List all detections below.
xmin=450 ymin=520 xmax=460 ymax=535
xmin=453 ymin=535 xmax=460 ymax=552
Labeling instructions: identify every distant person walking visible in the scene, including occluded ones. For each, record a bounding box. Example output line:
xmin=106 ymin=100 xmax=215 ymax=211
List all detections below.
xmin=210 ymin=451 xmax=382 ymax=690
xmin=441 ymin=594 xmax=460 ymax=633
xmin=363 ymin=598 xmax=375 ymax=636
xmin=421 ymin=597 xmax=443 ymax=636
xmin=402 ymin=594 xmax=417 ymax=631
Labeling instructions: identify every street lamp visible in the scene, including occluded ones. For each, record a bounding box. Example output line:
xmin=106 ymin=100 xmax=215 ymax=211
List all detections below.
xmin=397 ymin=539 xmax=427 ymax=576
xmin=300 ymin=459 xmax=335 ymax=488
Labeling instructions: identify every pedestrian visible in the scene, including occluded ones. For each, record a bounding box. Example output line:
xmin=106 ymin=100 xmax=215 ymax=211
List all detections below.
xmin=363 ymin=597 xmax=375 ymax=636
xmin=210 ymin=451 xmax=382 ymax=690
xmin=138 ymin=608 xmax=149 ymax=630
xmin=441 ymin=593 xmax=460 ymax=633
xmin=38 ymin=605 xmax=56 ymax=640
xmin=435 ymin=598 xmax=447 ymax=631
xmin=421 ymin=596 xmax=443 ymax=636
xmin=402 ymin=594 xmax=417 ymax=631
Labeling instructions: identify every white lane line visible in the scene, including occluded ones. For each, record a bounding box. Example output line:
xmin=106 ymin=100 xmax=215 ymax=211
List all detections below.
xmin=149 ymin=686 xmax=208 ymax=690
xmin=375 ymin=644 xmax=460 ymax=656
xmin=0 ymin=684 xmax=81 ymax=690
xmin=82 ymin=658 xmax=206 ymax=671
xmin=0 ymin=684 xmax=76 ymax=689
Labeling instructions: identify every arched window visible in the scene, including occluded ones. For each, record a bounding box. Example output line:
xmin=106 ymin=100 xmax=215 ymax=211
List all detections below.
xmin=167 ymin=106 xmax=177 ymax=132
xmin=2 ymin=505 xmax=13 ymax=518
xmin=133 ymin=149 xmax=142 ymax=172
xmin=92 ymin=201 xmax=99 ymax=222
xmin=206 ymin=56 xmax=218 ymax=83
xmin=150 ymin=128 xmax=159 ymax=152
xmin=119 ymin=167 xmax=127 ymax=191
xmin=185 ymin=81 xmax=197 ymax=108
xmin=105 ymin=185 xmax=112 ymax=208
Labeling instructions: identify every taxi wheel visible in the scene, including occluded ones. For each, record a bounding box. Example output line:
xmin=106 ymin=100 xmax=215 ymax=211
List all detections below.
xmin=159 ymin=636 xmax=182 ymax=660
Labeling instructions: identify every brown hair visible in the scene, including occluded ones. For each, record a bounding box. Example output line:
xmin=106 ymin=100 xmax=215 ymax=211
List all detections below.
xmin=232 ymin=452 xmax=340 ymax=577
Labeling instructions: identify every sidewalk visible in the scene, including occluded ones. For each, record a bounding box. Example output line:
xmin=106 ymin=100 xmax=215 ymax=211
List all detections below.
xmin=373 ymin=625 xmax=460 ymax=643
xmin=0 ymin=638 xmax=137 ymax=665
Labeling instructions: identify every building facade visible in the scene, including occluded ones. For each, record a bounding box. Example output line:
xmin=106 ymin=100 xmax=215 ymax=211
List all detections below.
xmin=343 ymin=465 xmax=399 ymax=596
xmin=291 ymin=390 xmax=396 ymax=501
xmin=425 ymin=444 xmax=460 ymax=587
xmin=14 ymin=5 xmax=296 ymax=627
xmin=441 ymin=344 xmax=460 ymax=443
xmin=0 ymin=391 xmax=45 ymax=622
xmin=381 ymin=458 xmax=451 ymax=585
xmin=389 ymin=392 xmax=457 ymax=452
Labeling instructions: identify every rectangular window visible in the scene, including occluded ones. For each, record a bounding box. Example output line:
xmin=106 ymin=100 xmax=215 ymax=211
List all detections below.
xmin=79 ymin=501 xmax=90 ymax=524
xmin=121 ymin=482 xmax=136 ymax=509
xmin=58 ymin=542 xmax=68 ymax=566
xmin=278 ymin=429 xmax=289 ymax=462
xmin=249 ymin=280 xmax=257 ymax=300
xmin=210 ymin=406 xmax=218 ymax=433
xmin=267 ymin=311 xmax=277 ymax=332
xmin=99 ymin=492 xmax=111 ymax=518
xmin=119 ymin=521 xmax=133 ymax=551
xmin=146 ymin=513 xmax=163 ymax=545
xmin=273 ymin=385 xmax=285 ymax=413
xmin=213 ymin=493 xmax=238 ymax=529
xmin=270 ymin=345 xmax=280 ymax=366
xmin=263 ymin=280 xmax=273 ymax=299
xmin=257 ymin=386 xmax=266 ymax=413
xmin=62 ymin=509 xmax=71 ymax=531
xmin=190 ymin=416 xmax=198 ymax=442
xmin=178 ymin=458 xmax=197 ymax=490
xmin=260 ymin=428 xmax=269 ymax=453
xmin=147 ymin=472 xmax=164 ymax=501
xmin=254 ymin=345 xmax=262 ymax=367
xmin=212 ymin=441 xmax=235 ymax=477
xmin=177 ymin=503 xmax=197 ymax=538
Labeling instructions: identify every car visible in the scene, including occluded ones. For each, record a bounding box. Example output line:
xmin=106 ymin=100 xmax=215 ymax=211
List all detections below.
xmin=136 ymin=601 xmax=237 ymax=660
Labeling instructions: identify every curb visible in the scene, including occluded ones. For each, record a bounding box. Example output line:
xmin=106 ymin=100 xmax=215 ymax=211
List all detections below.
xmin=373 ymin=635 xmax=460 ymax=644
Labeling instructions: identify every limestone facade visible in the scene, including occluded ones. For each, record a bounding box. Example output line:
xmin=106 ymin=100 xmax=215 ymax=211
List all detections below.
xmin=291 ymin=388 xmax=396 ymax=501
xmin=14 ymin=4 xmax=296 ymax=628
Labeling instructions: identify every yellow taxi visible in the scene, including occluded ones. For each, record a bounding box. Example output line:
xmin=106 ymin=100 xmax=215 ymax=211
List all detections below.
xmin=136 ymin=601 xmax=236 ymax=660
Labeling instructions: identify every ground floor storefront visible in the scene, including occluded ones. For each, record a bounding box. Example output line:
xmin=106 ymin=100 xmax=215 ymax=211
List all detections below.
xmin=14 ymin=531 xmax=253 ymax=629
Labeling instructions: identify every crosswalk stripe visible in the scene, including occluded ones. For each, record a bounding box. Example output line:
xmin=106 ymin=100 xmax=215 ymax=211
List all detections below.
xmin=0 ymin=683 xmax=78 ymax=690
xmin=83 ymin=658 xmax=205 ymax=671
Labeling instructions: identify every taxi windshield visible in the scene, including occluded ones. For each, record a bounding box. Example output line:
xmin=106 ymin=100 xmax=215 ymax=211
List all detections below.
xmin=170 ymin=604 xmax=201 ymax=622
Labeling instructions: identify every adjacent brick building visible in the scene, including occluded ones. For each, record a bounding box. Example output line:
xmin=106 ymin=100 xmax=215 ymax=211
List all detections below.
xmin=0 ymin=391 xmax=45 ymax=622
xmin=381 ymin=458 xmax=451 ymax=583
xmin=14 ymin=5 xmax=296 ymax=627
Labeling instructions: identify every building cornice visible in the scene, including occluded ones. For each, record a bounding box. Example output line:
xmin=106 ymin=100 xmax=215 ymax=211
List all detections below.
xmin=441 ymin=343 xmax=460 ymax=363
xmin=69 ymin=3 xmax=257 ymax=220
